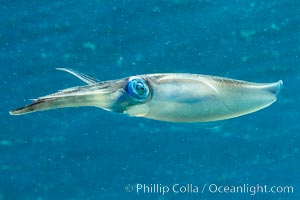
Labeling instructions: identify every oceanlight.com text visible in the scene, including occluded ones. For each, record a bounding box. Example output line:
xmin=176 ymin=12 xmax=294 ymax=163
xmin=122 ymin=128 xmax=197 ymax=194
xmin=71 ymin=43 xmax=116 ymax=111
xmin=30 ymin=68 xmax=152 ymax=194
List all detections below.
xmin=124 ymin=183 xmax=294 ymax=196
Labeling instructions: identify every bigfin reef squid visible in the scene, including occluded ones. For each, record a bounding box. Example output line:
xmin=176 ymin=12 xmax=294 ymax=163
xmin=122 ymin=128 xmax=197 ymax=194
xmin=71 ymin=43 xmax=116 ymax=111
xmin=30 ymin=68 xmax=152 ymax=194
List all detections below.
xmin=9 ymin=68 xmax=283 ymax=122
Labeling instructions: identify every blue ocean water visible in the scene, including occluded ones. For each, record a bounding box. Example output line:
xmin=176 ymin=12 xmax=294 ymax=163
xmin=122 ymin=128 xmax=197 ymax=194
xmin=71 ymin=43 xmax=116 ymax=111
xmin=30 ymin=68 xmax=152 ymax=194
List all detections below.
xmin=1 ymin=0 xmax=299 ymax=199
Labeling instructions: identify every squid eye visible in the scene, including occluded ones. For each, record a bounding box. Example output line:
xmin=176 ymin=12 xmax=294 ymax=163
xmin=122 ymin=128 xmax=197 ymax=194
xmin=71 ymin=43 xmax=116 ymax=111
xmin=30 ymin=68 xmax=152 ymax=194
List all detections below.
xmin=126 ymin=77 xmax=150 ymax=101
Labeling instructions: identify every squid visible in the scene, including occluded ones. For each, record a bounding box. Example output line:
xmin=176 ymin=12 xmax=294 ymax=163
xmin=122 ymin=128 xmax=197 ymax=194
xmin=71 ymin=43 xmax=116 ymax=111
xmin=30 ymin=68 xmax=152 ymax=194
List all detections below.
xmin=9 ymin=68 xmax=283 ymax=122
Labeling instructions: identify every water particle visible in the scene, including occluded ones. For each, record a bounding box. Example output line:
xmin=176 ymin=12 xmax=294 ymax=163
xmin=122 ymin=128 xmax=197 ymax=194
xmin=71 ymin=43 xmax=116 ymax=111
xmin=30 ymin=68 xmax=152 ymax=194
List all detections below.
xmin=270 ymin=23 xmax=280 ymax=31
xmin=152 ymin=6 xmax=161 ymax=13
xmin=241 ymin=56 xmax=249 ymax=62
xmin=240 ymin=30 xmax=256 ymax=39
xmin=40 ymin=52 xmax=47 ymax=58
xmin=117 ymin=56 xmax=124 ymax=66
xmin=0 ymin=140 xmax=12 ymax=146
xmin=83 ymin=42 xmax=96 ymax=51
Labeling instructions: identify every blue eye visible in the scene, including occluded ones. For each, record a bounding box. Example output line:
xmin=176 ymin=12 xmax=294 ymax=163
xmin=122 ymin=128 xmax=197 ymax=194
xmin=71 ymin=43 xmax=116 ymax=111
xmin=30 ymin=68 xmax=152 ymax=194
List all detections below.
xmin=126 ymin=77 xmax=150 ymax=101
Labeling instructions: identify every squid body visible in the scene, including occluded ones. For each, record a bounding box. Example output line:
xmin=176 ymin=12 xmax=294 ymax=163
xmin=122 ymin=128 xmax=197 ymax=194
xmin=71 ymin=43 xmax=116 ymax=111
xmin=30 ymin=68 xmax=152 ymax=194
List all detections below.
xmin=9 ymin=68 xmax=283 ymax=122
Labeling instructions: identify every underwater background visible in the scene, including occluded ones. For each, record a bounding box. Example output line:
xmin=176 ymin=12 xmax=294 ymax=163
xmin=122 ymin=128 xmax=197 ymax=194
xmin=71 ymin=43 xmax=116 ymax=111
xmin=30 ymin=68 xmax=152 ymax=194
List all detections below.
xmin=1 ymin=0 xmax=299 ymax=199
